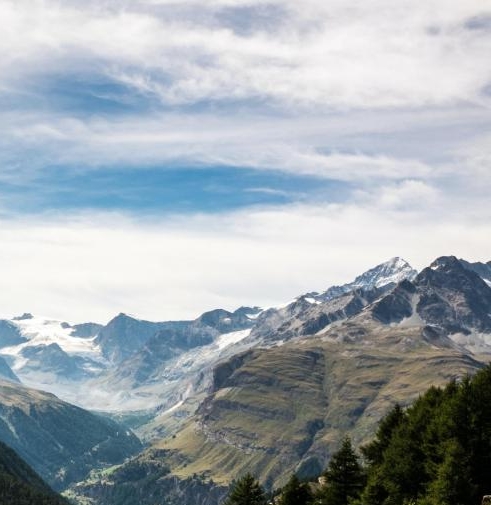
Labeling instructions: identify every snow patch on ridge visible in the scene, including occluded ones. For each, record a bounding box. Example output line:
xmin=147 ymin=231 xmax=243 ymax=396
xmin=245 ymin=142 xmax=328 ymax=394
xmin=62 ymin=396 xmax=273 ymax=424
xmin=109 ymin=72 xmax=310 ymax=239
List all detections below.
xmin=2 ymin=316 xmax=101 ymax=358
xmin=216 ymin=329 xmax=251 ymax=350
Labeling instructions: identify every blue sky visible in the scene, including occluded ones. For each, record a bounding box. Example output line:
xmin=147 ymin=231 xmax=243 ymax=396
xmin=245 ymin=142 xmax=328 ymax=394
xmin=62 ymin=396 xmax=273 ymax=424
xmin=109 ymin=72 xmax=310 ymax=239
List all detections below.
xmin=1 ymin=164 xmax=350 ymax=214
xmin=0 ymin=0 xmax=490 ymax=322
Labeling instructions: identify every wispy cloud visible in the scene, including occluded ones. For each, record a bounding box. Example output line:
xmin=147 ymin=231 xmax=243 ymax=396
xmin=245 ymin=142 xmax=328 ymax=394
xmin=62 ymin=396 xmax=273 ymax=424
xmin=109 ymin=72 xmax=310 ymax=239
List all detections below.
xmin=1 ymin=0 xmax=490 ymax=109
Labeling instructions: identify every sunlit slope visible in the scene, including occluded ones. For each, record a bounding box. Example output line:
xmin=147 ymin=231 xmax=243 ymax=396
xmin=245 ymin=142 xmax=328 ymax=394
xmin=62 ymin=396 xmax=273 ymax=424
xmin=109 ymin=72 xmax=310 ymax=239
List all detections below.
xmin=154 ymin=321 xmax=483 ymax=488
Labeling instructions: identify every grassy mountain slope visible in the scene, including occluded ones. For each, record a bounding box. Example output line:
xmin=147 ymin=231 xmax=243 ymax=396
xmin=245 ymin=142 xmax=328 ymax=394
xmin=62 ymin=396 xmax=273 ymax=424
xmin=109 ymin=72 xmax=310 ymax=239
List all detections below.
xmin=148 ymin=319 xmax=483 ymax=490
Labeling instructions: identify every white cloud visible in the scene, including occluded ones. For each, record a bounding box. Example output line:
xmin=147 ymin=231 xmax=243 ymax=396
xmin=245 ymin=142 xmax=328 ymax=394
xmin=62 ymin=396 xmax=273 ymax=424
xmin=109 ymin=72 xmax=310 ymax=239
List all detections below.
xmin=0 ymin=187 xmax=489 ymax=323
xmin=0 ymin=109 xmax=462 ymax=182
xmin=356 ymin=180 xmax=441 ymax=212
xmin=0 ymin=0 xmax=490 ymax=108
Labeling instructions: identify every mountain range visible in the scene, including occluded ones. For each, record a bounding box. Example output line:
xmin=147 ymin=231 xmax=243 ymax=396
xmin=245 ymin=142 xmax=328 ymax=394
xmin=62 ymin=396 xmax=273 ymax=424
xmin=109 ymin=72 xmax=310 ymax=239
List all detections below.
xmin=0 ymin=255 xmax=491 ymax=504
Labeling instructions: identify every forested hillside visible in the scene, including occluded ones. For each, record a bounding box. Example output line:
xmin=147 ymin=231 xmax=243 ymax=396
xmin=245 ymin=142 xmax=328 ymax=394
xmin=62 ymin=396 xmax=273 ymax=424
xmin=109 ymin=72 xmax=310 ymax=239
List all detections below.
xmin=0 ymin=440 xmax=67 ymax=505
xmin=360 ymin=364 xmax=491 ymax=505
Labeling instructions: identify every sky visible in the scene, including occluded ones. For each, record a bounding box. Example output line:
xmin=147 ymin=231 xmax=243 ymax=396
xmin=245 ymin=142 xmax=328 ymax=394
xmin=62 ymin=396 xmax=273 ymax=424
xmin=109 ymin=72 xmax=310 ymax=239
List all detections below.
xmin=0 ymin=0 xmax=490 ymax=323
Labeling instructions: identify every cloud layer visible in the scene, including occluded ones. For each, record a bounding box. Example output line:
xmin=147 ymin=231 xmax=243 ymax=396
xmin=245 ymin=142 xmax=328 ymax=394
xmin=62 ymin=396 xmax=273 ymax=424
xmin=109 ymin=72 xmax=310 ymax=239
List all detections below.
xmin=0 ymin=0 xmax=490 ymax=320
xmin=1 ymin=193 xmax=490 ymax=323
xmin=2 ymin=0 xmax=490 ymax=108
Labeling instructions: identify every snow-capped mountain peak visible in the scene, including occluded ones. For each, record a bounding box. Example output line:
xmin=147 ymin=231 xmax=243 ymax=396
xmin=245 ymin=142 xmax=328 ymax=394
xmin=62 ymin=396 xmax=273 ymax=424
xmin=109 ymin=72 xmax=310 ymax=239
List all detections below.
xmin=309 ymin=257 xmax=417 ymax=302
xmin=351 ymin=257 xmax=417 ymax=289
xmin=0 ymin=315 xmax=101 ymax=356
xmin=0 ymin=315 xmax=105 ymax=393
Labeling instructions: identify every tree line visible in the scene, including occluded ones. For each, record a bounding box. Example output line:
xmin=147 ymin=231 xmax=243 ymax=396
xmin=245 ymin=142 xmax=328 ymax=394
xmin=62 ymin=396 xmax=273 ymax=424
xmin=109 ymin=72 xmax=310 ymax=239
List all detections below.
xmin=224 ymin=364 xmax=491 ymax=505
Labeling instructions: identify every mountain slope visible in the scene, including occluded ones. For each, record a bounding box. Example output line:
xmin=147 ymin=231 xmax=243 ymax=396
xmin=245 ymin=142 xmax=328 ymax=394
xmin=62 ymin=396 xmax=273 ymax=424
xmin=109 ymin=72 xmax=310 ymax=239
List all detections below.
xmin=84 ymin=307 xmax=259 ymax=413
xmin=95 ymin=313 xmax=172 ymax=364
xmin=147 ymin=326 xmax=482 ymax=491
xmin=113 ymin=307 xmax=259 ymax=387
xmin=460 ymin=258 xmax=491 ymax=286
xmin=0 ymin=380 xmax=142 ymax=490
xmin=0 ymin=356 xmax=20 ymax=383
xmin=0 ymin=315 xmax=106 ymax=400
xmin=71 ymin=255 xmax=491 ymax=503
xmin=66 ymin=456 xmax=227 ymax=505
xmin=0 ymin=320 xmax=27 ymax=348
xmin=0 ymin=439 xmax=67 ymax=504
xmin=369 ymin=256 xmax=491 ymax=350
xmin=5 ymin=255 xmax=491 ymax=505
xmin=0 ymin=308 xmax=260 ymax=413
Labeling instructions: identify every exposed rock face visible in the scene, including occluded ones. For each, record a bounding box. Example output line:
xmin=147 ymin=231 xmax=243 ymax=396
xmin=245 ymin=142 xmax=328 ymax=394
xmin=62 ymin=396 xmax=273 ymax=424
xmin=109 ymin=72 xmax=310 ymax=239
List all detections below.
xmin=95 ymin=313 xmax=170 ymax=363
xmin=19 ymin=343 xmax=98 ymax=380
xmin=211 ymin=350 xmax=255 ymax=392
xmin=247 ymin=258 xmax=417 ymax=345
xmin=371 ymin=280 xmax=416 ymax=324
xmin=196 ymin=308 xmax=259 ymax=334
xmin=0 ymin=321 xmax=27 ymax=348
xmin=248 ymin=288 xmax=383 ymax=344
xmin=70 ymin=322 xmax=104 ymax=338
xmin=414 ymin=256 xmax=491 ymax=334
xmin=0 ymin=356 xmax=20 ymax=383
xmin=12 ymin=313 xmax=34 ymax=321
xmin=460 ymin=259 xmax=491 ymax=286
xmin=103 ymin=307 xmax=258 ymax=391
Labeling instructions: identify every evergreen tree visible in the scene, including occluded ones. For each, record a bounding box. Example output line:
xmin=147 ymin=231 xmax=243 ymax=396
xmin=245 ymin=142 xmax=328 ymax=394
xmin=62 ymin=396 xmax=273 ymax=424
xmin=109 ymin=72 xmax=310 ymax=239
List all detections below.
xmin=281 ymin=474 xmax=313 ymax=505
xmin=318 ymin=436 xmax=365 ymax=505
xmin=361 ymin=404 xmax=405 ymax=466
xmin=425 ymin=438 xmax=476 ymax=505
xmin=360 ymin=365 xmax=491 ymax=505
xmin=224 ymin=473 xmax=267 ymax=505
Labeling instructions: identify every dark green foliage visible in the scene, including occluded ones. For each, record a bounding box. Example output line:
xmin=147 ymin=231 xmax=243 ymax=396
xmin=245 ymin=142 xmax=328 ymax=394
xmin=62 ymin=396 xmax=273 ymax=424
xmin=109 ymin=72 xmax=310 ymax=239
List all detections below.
xmin=0 ymin=440 xmax=67 ymax=505
xmin=318 ymin=436 xmax=365 ymax=505
xmin=224 ymin=473 xmax=267 ymax=505
xmin=361 ymin=403 xmax=404 ymax=466
xmin=0 ymin=474 xmax=67 ymax=505
xmin=360 ymin=364 xmax=491 ymax=505
xmin=281 ymin=474 xmax=313 ymax=505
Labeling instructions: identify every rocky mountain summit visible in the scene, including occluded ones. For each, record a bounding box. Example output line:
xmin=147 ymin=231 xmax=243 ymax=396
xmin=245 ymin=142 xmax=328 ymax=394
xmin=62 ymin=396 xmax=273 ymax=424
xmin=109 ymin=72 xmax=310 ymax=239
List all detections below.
xmin=305 ymin=256 xmax=417 ymax=302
